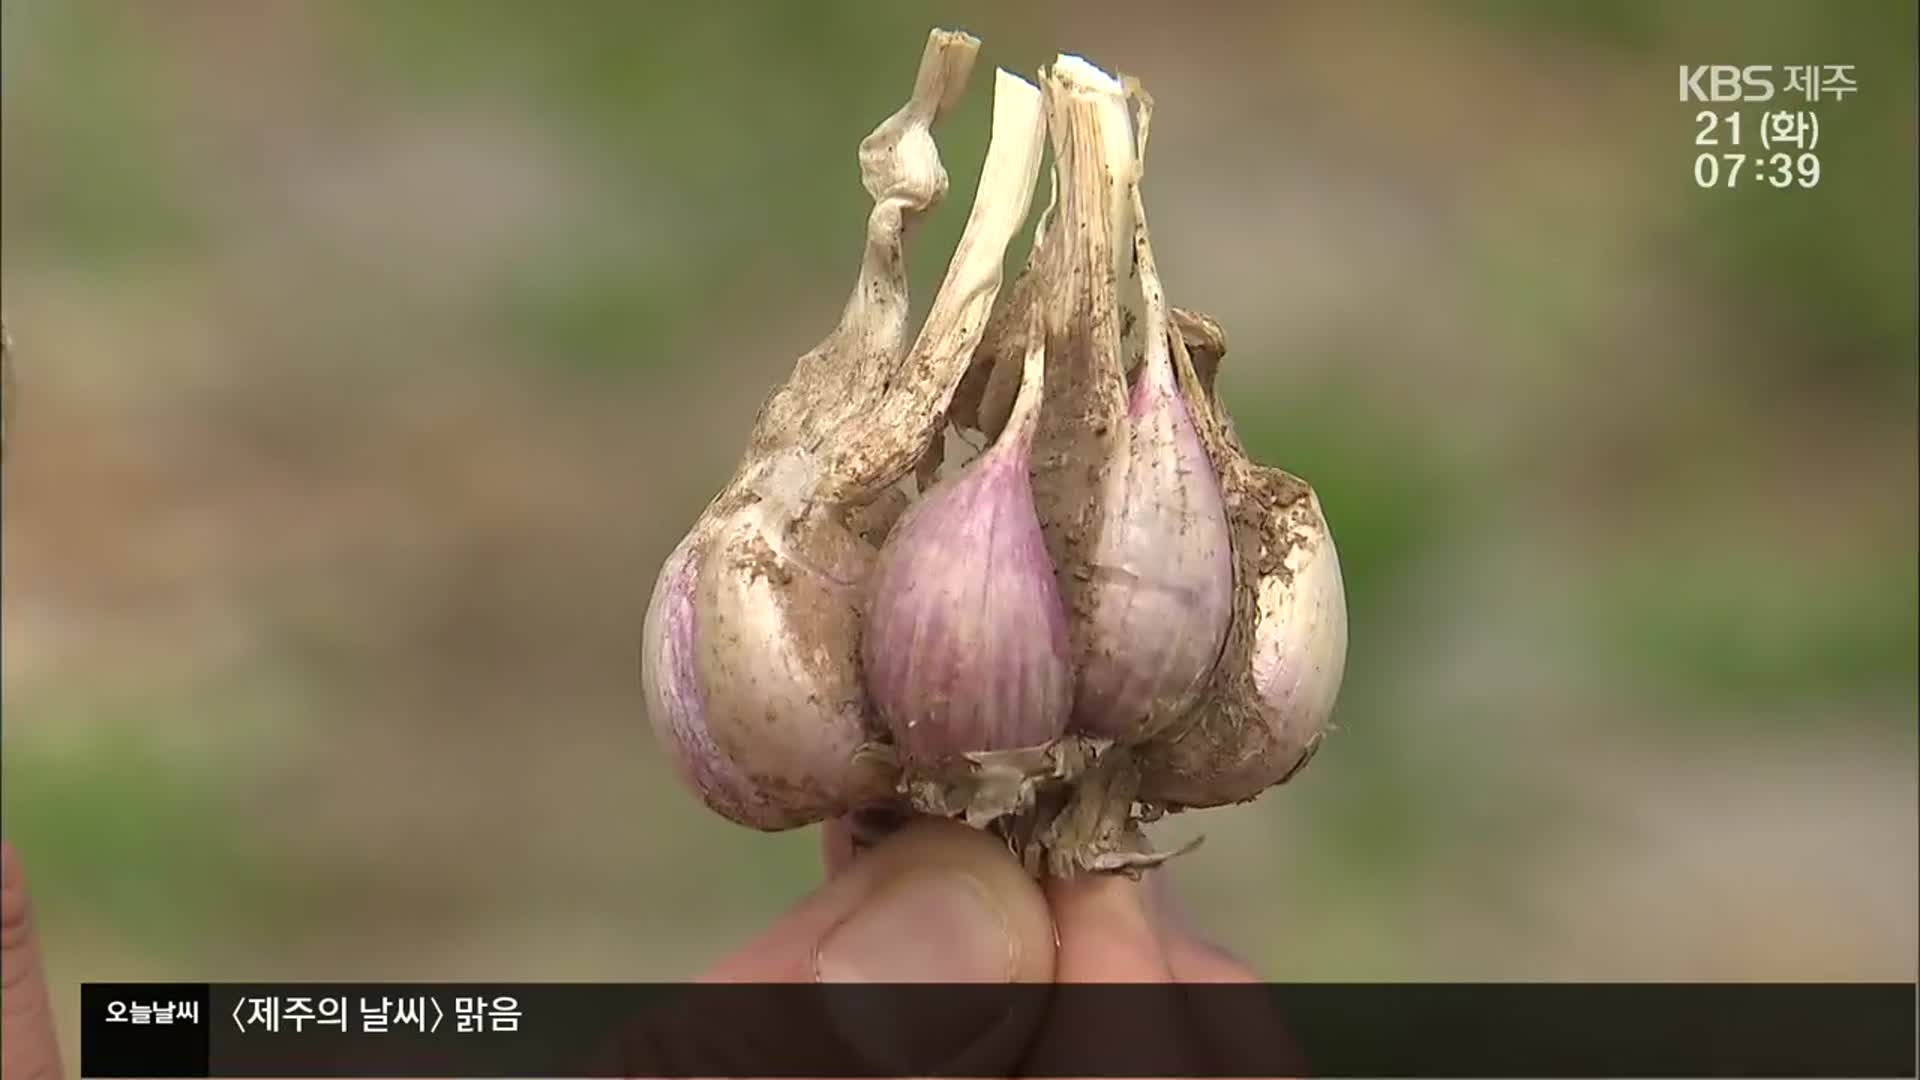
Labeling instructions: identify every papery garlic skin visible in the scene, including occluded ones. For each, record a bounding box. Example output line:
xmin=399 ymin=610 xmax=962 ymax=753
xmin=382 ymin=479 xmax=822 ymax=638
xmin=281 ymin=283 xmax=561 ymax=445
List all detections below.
xmin=1139 ymin=489 xmax=1348 ymax=807
xmin=862 ymin=334 xmax=1073 ymax=764
xmin=745 ymin=33 xmax=975 ymax=466
xmin=1021 ymin=57 xmax=1136 ymax=671
xmin=640 ymin=534 xmax=793 ymax=829
xmin=689 ymin=498 xmax=896 ymax=823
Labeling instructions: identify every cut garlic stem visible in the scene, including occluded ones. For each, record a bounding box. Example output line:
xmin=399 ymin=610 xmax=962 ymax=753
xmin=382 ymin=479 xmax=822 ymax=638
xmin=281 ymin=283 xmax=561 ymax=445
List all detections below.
xmin=1026 ymin=53 xmax=1136 ymax=514
xmin=743 ymin=29 xmax=978 ymax=481
xmin=1063 ymin=95 xmax=1235 ymax=743
xmin=968 ymin=160 xmax=1060 ymax=445
xmin=1052 ymin=53 xmax=1123 ymax=93
xmin=821 ymin=67 xmax=1048 ymax=502
xmin=914 ymin=70 xmax=1048 ymax=359
xmin=1047 ymin=55 xmax=1137 ymax=297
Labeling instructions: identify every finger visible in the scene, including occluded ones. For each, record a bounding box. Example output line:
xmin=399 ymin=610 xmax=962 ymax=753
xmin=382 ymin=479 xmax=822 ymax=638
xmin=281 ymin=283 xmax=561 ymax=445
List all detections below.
xmin=2 ymin=841 xmax=65 ymax=1080
xmin=709 ymin=817 xmax=1053 ymax=984
xmin=1047 ymin=870 xmax=1177 ymax=981
xmin=1022 ymin=870 xmax=1207 ymax=1077
xmin=615 ymin=820 xmax=1057 ymax=1077
xmin=819 ymin=817 xmax=858 ymax=878
xmin=1164 ymin=933 xmax=1261 ymax=982
xmin=1147 ymin=869 xmax=1259 ymax=983
xmin=1147 ymin=868 xmax=1309 ymax=1077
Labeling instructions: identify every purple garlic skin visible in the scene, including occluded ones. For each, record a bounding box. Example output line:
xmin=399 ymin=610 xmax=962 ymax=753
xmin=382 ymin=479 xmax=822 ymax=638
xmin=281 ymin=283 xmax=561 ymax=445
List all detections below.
xmin=640 ymin=534 xmax=787 ymax=829
xmin=641 ymin=489 xmax=897 ymax=831
xmin=861 ymin=371 xmax=1073 ymax=764
xmin=1070 ymin=346 xmax=1235 ymax=743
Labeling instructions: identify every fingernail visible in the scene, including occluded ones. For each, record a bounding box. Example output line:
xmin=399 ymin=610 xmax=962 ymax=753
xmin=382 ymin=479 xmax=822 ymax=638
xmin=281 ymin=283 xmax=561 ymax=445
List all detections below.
xmin=816 ymin=869 xmax=1017 ymax=983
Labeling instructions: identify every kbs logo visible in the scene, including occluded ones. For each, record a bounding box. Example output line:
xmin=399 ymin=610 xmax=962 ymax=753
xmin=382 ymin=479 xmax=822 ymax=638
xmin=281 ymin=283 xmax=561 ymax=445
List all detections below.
xmin=1679 ymin=65 xmax=1776 ymax=102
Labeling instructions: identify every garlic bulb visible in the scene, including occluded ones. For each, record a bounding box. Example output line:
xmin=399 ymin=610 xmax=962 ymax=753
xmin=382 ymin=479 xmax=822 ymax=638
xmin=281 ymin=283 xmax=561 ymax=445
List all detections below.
xmin=638 ymin=32 xmax=1347 ymax=873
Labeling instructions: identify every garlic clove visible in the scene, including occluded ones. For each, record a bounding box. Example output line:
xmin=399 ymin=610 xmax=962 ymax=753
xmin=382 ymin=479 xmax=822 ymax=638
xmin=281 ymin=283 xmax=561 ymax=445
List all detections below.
xmin=1070 ymin=344 xmax=1236 ymax=742
xmin=861 ymin=327 xmax=1073 ymax=765
xmin=1120 ymin=97 xmax=1349 ymax=805
xmin=640 ymin=534 xmax=799 ymax=829
xmin=690 ymin=501 xmax=897 ymax=824
xmin=1137 ymin=482 xmax=1347 ymax=806
xmin=1069 ymin=103 xmax=1235 ymax=743
xmin=1136 ymin=325 xmax=1350 ymax=807
xmin=1022 ymin=55 xmax=1139 ymax=672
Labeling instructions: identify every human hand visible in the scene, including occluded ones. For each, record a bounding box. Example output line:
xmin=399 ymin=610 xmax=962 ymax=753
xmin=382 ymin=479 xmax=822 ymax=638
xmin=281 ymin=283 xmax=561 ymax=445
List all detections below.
xmin=689 ymin=816 xmax=1271 ymax=1075
xmin=2 ymin=841 xmax=64 ymax=1080
xmin=711 ymin=815 xmax=1256 ymax=984
xmin=1 ymin=820 xmax=1275 ymax=1079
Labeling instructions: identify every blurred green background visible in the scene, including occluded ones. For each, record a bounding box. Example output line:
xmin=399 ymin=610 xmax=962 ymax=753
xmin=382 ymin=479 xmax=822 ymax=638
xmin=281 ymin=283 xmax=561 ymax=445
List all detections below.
xmin=2 ymin=0 xmax=1915 ymax=1060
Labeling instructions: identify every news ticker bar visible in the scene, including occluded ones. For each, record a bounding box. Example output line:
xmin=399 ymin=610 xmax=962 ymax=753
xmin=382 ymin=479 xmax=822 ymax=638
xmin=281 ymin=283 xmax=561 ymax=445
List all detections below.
xmin=83 ymin=981 xmax=1918 ymax=1078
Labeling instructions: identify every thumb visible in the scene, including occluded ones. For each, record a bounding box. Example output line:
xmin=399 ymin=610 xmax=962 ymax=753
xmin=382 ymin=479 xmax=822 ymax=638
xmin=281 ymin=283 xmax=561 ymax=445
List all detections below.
xmin=701 ymin=817 xmax=1055 ymax=984
xmin=637 ymin=819 xmax=1055 ymax=1075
